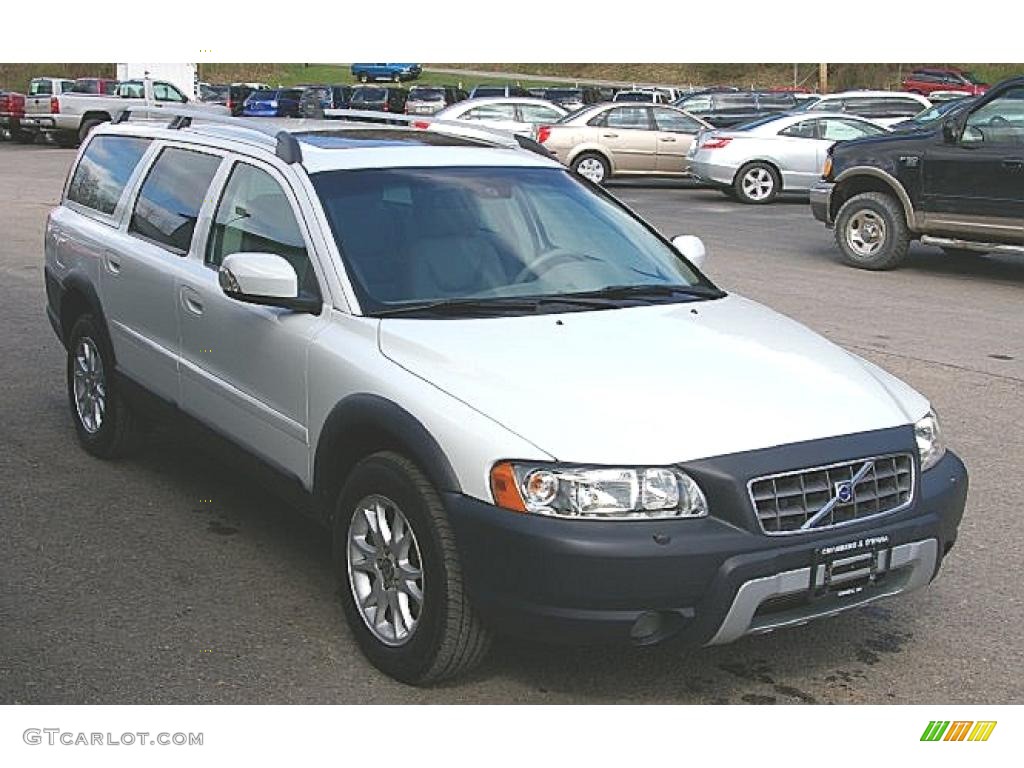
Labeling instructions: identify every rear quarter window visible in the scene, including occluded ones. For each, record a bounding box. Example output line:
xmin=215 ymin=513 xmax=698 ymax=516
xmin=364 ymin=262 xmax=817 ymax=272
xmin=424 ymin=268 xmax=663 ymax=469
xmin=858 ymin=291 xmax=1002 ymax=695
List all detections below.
xmin=66 ymin=135 xmax=152 ymax=216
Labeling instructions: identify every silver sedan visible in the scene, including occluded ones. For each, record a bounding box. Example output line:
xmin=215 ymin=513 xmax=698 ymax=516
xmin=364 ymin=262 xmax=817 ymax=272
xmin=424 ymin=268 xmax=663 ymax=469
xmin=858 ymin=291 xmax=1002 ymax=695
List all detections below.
xmin=687 ymin=112 xmax=888 ymax=203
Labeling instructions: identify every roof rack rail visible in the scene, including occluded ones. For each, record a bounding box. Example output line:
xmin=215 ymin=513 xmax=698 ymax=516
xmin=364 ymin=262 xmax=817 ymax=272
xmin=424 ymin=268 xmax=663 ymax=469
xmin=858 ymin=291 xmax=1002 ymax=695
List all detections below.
xmin=110 ymin=106 xmax=555 ymax=163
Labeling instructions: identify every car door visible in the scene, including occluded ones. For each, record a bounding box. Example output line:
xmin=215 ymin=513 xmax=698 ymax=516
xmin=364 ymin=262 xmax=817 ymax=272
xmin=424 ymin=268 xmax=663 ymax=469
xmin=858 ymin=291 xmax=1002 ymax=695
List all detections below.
xmin=100 ymin=142 xmax=223 ymax=403
xmin=651 ymin=107 xmax=705 ymax=173
xmin=177 ymin=157 xmax=327 ymax=480
xmin=596 ymin=106 xmax=657 ymax=172
xmin=921 ymin=85 xmax=1024 ymax=243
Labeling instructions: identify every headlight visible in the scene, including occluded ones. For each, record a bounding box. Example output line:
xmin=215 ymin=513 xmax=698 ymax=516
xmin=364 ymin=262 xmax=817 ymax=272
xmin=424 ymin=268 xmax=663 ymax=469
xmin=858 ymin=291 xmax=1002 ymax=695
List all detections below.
xmin=490 ymin=462 xmax=708 ymax=519
xmin=914 ymin=410 xmax=946 ymax=471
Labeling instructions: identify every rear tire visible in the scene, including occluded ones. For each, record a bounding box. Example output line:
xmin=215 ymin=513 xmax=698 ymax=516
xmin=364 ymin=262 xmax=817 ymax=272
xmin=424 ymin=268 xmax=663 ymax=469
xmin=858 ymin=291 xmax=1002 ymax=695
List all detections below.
xmin=334 ymin=451 xmax=490 ymax=684
xmin=571 ymin=152 xmax=611 ymax=185
xmin=733 ymin=161 xmax=780 ymax=204
xmin=66 ymin=314 xmax=140 ymax=459
xmin=834 ymin=191 xmax=910 ymax=270
xmin=78 ymin=118 xmax=105 ymax=144
xmin=54 ymin=131 xmax=78 ymax=148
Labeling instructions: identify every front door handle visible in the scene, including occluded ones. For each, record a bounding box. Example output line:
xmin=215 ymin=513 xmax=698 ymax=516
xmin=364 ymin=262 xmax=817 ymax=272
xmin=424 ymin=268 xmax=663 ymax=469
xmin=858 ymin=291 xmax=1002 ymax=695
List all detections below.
xmin=601 ymin=132 xmax=619 ymax=138
xmin=659 ymin=136 xmax=677 ymax=142
xmin=1002 ymin=157 xmax=1023 ymax=171
xmin=104 ymin=254 xmax=122 ymax=275
xmin=180 ymin=286 xmax=204 ymax=316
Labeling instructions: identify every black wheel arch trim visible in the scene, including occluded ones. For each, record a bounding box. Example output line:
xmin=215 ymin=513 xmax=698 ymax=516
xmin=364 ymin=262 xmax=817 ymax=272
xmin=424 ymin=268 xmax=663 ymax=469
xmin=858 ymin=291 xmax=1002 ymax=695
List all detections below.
xmin=313 ymin=393 xmax=462 ymax=517
xmin=834 ymin=166 xmax=918 ymax=229
xmin=49 ymin=267 xmax=111 ymax=350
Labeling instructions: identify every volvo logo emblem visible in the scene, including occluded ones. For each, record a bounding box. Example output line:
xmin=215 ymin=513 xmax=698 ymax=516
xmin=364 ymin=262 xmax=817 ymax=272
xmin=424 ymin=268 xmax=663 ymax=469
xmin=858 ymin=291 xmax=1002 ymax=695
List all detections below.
xmin=834 ymin=481 xmax=855 ymax=504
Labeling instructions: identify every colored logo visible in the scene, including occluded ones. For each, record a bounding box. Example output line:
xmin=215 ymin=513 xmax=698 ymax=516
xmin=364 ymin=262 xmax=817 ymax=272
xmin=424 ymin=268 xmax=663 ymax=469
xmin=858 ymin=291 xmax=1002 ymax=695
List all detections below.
xmin=834 ymin=480 xmax=855 ymax=504
xmin=921 ymin=721 xmax=997 ymax=742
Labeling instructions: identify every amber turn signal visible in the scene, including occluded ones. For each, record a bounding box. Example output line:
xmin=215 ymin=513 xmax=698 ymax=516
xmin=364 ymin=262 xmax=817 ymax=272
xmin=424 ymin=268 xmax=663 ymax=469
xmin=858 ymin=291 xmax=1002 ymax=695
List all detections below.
xmin=490 ymin=461 xmax=527 ymax=512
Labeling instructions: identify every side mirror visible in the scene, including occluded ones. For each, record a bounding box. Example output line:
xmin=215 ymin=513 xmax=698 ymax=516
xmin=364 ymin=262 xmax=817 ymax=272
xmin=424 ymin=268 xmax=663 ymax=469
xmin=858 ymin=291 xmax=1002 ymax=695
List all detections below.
xmin=942 ymin=118 xmax=960 ymax=143
xmin=671 ymin=234 xmax=708 ymax=270
xmin=218 ymin=252 xmax=320 ymax=313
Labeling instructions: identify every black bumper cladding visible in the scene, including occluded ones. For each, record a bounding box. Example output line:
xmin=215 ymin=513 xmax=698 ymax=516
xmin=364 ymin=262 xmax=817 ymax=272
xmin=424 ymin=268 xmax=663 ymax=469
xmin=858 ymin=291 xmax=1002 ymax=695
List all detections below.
xmin=443 ymin=428 xmax=967 ymax=647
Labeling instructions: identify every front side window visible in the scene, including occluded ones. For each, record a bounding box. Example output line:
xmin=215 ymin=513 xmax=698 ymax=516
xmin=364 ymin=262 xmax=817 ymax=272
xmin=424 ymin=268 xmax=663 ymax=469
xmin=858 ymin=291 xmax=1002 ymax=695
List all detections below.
xmin=963 ymin=87 xmax=1024 ymax=145
xmin=652 ymin=107 xmax=703 ymax=134
xmin=820 ymin=118 xmax=885 ymax=141
xmin=604 ymin=107 xmax=650 ymax=130
xmin=518 ymin=104 xmax=563 ymax=124
xmin=311 ymin=167 xmax=715 ymax=314
xmin=129 ymin=147 xmax=221 ymax=254
xmin=205 ymin=163 xmax=318 ymax=298
xmin=464 ymin=104 xmax=517 ymax=121
xmin=67 ymin=136 xmax=152 ymax=215
xmin=153 ymin=82 xmax=186 ymax=103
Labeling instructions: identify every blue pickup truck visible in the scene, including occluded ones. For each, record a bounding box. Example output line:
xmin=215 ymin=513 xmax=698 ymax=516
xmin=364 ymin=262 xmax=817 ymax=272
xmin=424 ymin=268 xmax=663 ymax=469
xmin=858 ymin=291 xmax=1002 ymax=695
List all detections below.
xmin=350 ymin=63 xmax=422 ymax=83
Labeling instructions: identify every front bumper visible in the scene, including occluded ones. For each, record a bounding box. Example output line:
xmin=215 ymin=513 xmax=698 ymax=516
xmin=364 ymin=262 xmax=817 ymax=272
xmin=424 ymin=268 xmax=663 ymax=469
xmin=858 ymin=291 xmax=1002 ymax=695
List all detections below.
xmin=810 ymin=180 xmax=835 ymax=226
xmin=443 ymin=443 xmax=967 ymax=647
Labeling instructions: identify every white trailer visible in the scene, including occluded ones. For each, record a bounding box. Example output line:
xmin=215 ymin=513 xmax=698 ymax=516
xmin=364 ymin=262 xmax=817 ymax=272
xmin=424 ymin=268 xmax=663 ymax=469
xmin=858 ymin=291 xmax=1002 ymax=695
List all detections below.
xmin=115 ymin=63 xmax=199 ymax=100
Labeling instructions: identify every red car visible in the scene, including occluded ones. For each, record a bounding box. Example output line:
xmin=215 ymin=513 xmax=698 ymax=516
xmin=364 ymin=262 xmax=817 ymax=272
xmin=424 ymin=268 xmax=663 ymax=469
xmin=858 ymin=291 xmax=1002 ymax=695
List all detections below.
xmin=902 ymin=67 xmax=988 ymax=96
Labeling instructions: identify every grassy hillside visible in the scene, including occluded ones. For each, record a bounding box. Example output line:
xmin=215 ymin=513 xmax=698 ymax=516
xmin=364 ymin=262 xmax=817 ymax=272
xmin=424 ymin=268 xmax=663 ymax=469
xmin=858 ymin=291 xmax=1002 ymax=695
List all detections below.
xmin=3 ymin=62 xmax=1022 ymax=93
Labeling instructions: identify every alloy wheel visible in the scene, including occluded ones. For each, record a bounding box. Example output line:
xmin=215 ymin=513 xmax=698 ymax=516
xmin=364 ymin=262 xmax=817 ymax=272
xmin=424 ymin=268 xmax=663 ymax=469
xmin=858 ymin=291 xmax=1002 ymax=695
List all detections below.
xmin=741 ymin=167 xmax=775 ymax=201
xmin=72 ymin=337 xmax=106 ymax=434
xmin=347 ymin=494 xmax=425 ymax=646
xmin=575 ymin=157 xmax=606 ymax=184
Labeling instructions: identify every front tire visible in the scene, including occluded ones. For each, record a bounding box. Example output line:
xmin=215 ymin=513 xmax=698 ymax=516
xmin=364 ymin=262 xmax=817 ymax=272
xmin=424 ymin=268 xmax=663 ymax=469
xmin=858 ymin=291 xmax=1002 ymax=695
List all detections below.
xmin=66 ymin=314 xmax=140 ymax=458
xmin=571 ymin=152 xmax=611 ymax=185
xmin=834 ymin=191 xmax=910 ymax=270
xmin=334 ymin=451 xmax=490 ymax=684
xmin=733 ymin=161 xmax=780 ymax=204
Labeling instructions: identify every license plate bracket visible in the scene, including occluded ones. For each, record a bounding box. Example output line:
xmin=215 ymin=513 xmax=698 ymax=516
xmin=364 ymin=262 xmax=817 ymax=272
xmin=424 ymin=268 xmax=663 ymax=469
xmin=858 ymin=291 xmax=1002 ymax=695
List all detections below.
xmin=810 ymin=534 xmax=892 ymax=598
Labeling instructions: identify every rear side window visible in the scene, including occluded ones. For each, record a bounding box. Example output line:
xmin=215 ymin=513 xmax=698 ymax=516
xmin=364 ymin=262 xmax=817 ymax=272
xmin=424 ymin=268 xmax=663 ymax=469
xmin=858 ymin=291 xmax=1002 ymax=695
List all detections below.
xmin=129 ymin=147 xmax=221 ymax=254
xmin=67 ymin=135 xmax=152 ymax=216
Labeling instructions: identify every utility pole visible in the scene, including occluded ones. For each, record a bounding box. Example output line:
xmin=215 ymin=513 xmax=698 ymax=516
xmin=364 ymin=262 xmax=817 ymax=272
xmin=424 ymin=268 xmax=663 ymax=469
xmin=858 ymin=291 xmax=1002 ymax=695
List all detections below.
xmin=793 ymin=62 xmax=798 ymax=88
xmin=819 ymin=63 xmax=828 ymax=94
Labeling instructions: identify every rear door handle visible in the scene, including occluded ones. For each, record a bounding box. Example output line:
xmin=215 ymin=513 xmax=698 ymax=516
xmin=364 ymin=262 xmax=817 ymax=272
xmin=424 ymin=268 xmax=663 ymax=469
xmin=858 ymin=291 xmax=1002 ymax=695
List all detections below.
xmin=180 ymin=286 xmax=204 ymax=316
xmin=659 ymin=136 xmax=677 ymax=142
xmin=1002 ymin=158 xmax=1023 ymax=171
xmin=104 ymin=253 xmax=122 ymax=275
xmin=601 ymin=132 xmax=619 ymax=138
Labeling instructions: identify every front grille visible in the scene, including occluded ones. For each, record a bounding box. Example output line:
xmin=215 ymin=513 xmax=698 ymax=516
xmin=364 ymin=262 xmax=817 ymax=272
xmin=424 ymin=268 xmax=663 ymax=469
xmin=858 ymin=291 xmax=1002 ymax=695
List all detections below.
xmin=749 ymin=454 xmax=914 ymax=535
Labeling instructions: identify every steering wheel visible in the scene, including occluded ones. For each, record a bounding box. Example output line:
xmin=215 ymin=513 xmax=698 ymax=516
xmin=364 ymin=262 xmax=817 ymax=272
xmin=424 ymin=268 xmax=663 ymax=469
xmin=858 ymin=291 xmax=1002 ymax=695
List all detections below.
xmin=515 ymin=248 xmax=598 ymax=284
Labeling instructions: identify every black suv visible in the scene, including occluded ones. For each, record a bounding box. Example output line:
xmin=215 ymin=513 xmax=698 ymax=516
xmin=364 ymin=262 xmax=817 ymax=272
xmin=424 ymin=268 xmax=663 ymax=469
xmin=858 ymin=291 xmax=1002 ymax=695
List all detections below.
xmin=810 ymin=76 xmax=1024 ymax=270
xmin=543 ymin=86 xmax=603 ymax=111
xmin=349 ymin=85 xmax=408 ymax=113
xmin=674 ymin=90 xmax=798 ymax=128
xmin=299 ymin=85 xmax=354 ymax=118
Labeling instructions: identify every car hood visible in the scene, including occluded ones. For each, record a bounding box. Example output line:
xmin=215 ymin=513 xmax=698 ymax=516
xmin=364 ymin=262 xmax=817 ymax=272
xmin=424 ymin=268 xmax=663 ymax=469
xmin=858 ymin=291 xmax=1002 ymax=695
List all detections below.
xmin=378 ymin=295 xmax=929 ymax=465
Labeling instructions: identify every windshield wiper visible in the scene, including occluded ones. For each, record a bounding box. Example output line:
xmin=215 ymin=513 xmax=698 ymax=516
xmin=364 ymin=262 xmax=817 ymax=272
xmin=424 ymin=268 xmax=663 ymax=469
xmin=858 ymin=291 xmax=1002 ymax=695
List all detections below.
xmin=370 ymin=294 xmax=618 ymax=318
xmin=570 ymin=283 xmax=726 ymax=301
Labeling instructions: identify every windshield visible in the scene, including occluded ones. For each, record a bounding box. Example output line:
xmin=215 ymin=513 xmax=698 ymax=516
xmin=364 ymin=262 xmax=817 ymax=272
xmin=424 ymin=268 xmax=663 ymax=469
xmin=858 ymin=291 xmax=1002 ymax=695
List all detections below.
xmin=547 ymin=89 xmax=582 ymax=99
xmin=311 ymin=166 xmax=717 ymax=316
xmin=250 ymin=89 xmax=280 ymax=100
xmin=409 ymin=88 xmax=444 ymax=100
xmin=353 ymin=87 xmax=387 ymax=100
xmin=614 ymin=92 xmax=653 ymax=102
xmin=473 ymin=87 xmax=505 ymax=97
xmin=29 ymin=79 xmax=52 ymax=96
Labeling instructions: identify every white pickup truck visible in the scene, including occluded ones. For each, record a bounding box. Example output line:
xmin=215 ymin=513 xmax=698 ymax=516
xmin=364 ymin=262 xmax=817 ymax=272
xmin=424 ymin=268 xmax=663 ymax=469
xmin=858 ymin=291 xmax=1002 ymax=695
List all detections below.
xmin=21 ymin=78 xmax=229 ymax=147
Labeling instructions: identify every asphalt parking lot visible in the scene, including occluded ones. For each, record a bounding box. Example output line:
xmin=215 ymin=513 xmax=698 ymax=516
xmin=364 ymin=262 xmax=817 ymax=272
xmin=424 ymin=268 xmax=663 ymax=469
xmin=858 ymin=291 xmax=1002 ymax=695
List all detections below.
xmin=1 ymin=142 xmax=1022 ymax=705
